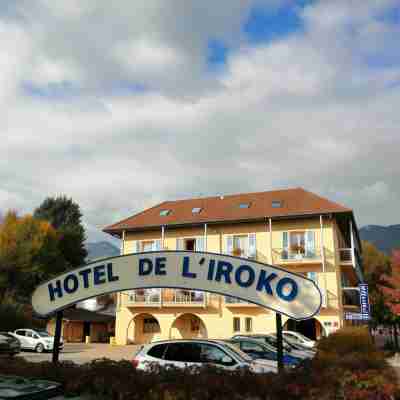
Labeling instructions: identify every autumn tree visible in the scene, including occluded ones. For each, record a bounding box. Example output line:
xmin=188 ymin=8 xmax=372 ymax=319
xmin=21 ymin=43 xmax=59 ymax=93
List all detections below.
xmin=0 ymin=211 xmax=64 ymax=303
xmin=33 ymin=196 xmax=87 ymax=270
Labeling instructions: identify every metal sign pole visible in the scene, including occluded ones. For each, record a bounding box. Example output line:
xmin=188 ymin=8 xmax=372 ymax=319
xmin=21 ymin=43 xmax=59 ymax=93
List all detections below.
xmin=276 ymin=313 xmax=284 ymax=373
xmin=52 ymin=311 xmax=63 ymax=364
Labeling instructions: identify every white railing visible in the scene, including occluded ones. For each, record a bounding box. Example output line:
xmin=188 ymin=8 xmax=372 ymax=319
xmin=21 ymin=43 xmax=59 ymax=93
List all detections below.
xmin=273 ymin=248 xmax=321 ymax=263
xmin=165 ymin=290 xmax=206 ymax=306
xmin=126 ymin=289 xmax=161 ymax=305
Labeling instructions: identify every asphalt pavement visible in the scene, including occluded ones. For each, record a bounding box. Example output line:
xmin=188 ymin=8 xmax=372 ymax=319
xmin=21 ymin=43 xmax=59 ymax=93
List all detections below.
xmin=19 ymin=343 xmax=140 ymax=364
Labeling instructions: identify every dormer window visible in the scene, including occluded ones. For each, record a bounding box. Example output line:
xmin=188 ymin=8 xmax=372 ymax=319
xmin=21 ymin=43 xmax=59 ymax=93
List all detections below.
xmin=239 ymin=203 xmax=250 ymax=209
xmin=192 ymin=207 xmax=202 ymax=214
xmin=159 ymin=209 xmax=170 ymax=216
xmin=272 ymin=200 xmax=282 ymax=208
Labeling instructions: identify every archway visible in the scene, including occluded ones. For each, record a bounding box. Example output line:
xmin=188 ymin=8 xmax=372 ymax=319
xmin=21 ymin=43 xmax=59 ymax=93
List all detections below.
xmin=126 ymin=313 xmax=161 ymax=344
xmin=284 ymin=317 xmax=325 ymax=340
xmin=170 ymin=313 xmax=208 ymax=339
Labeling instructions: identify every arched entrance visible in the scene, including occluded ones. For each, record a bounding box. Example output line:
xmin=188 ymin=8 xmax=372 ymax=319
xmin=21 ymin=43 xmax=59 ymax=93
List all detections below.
xmin=126 ymin=313 xmax=161 ymax=344
xmin=284 ymin=318 xmax=325 ymax=340
xmin=170 ymin=313 xmax=207 ymax=339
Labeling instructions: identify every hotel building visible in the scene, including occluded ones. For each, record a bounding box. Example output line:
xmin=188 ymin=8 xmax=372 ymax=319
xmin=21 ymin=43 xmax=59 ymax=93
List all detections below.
xmin=103 ymin=188 xmax=363 ymax=345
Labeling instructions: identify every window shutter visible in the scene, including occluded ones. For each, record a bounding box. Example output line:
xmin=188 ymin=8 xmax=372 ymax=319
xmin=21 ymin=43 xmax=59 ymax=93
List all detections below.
xmin=226 ymin=236 xmax=233 ymax=255
xmin=176 ymin=238 xmax=184 ymax=250
xmin=196 ymin=237 xmax=205 ymax=252
xmin=282 ymin=232 xmax=289 ymax=260
xmin=305 ymin=231 xmax=315 ymax=258
xmin=154 ymin=239 xmax=162 ymax=251
xmin=248 ymin=233 xmax=256 ymax=258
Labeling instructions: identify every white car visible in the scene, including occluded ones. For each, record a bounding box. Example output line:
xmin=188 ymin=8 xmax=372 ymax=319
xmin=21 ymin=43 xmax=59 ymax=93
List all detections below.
xmin=10 ymin=329 xmax=64 ymax=353
xmin=282 ymin=331 xmax=316 ymax=349
xmin=132 ymin=339 xmax=278 ymax=374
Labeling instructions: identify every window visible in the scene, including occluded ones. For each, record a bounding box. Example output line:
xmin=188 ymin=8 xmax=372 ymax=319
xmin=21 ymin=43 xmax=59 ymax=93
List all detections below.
xmin=159 ymin=209 xmax=170 ymax=216
xmin=245 ymin=317 xmax=253 ymax=332
xmin=164 ymin=343 xmax=201 ymax=362
xmin=241 ymin=341 xmax=263 ymax=352
xmin=147 ymin=344 xmax=167 ymax=359
xmin=142 ymin=241 xmax=154 ymax=252
xmin=239 ymin=203 xmax=250 ymax=209
xmin=282 ymin=231 xmax=316 ymax=260
xmin=26 ymin=331 xmax=33 ymax=338
xmin=16 ymin=330 xmax=25 ymax=336
xmin=200 ymin=344 xmax=235 ymax=366
xmin=226 ymin=234 xmax=256 ymax=258
xmin=192 ymin=207 xmax=202 ymax=213
xmin=143 ymin=318 xmax=160 ymax=334
xmin=233 ymin=317 xmax=241 ymax=332
xmin=185 ymin=238 xmax=196 ymax=251
xmin=272 ymin=200 xmax=282 ymax=208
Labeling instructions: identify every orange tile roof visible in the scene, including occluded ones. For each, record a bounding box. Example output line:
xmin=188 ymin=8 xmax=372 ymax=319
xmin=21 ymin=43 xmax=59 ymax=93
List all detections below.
xmin=103 ymin=188 xmax=352 ymax=235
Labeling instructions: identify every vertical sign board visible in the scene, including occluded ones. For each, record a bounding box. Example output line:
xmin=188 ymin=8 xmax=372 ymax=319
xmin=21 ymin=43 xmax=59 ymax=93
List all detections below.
xmin=359 ymin=283 xmax=370 ymax=315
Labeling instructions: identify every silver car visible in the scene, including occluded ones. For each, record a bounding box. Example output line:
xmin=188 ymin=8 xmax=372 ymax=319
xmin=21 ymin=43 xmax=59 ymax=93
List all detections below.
xmin=132 ymin=339 xmax=278 ymax=374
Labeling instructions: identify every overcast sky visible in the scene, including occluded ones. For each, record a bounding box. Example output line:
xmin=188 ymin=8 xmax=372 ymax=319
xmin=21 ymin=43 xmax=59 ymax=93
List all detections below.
xmin=1 ymin=0 xmax=399 ymax=242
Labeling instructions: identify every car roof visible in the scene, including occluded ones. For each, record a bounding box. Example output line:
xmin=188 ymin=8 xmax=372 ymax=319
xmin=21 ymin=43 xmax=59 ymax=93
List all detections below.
xmin=148 ymin=339 xmax=229 ymax=346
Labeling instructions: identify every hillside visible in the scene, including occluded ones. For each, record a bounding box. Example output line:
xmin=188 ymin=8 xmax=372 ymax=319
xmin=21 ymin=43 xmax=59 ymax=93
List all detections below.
xmin=359 ymin=225 xmax=400 ymax=255
xmin=86 ymin=241 xmax=120 ymax=261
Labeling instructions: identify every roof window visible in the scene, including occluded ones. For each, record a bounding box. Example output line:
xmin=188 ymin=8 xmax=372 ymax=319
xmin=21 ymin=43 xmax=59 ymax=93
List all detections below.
xmin=159 ymin=209 xmax=171 ymax=216
xmin=271 ymin=200 xmax=282 ymax=208
xmin=192 ymin=207 xmax=202 ymax=214
xmin=239 ymin=203 xmax=250 ymax=209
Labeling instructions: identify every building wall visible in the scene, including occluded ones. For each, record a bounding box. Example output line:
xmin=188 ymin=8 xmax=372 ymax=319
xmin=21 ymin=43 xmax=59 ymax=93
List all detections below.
xmin=115 ymin=215 xmax=348 ymax=344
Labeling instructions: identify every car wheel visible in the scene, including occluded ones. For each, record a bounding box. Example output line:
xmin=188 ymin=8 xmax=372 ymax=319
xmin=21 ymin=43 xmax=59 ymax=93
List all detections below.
xmin=35 ymin=343 xmax=44 ymax=353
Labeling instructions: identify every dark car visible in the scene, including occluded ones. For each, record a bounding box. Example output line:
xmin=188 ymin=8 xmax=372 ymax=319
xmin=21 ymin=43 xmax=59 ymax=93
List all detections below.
xmin=227 ymin=337 xmax=301 ymax=366
xmin=0 ymin=332 xmax=20 ymax=357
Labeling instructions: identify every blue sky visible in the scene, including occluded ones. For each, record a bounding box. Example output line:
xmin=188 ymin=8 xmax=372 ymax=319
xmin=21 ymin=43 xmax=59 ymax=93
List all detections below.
xmin=1 ymin=0 xmax=400 ymax=242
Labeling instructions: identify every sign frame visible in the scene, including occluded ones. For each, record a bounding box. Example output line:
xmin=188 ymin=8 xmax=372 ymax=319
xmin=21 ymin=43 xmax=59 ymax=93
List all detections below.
xmin=32 ymin=250 xmax=322 ymax=321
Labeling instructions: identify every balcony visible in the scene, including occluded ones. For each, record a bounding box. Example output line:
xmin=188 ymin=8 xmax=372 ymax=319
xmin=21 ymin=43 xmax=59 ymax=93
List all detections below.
xmin=342 ymin=288 xmax=360 ymax=309
xmin=272 ymin=248 xmax=322 ymax=264
xmin=339 ymin=248 xmax=353 ymax=265
xmin=225 ymin=296 xmax=258 ymax=307
xmin=125 ymin=289 xmax=162 ymax=307
xmin=163 ymin=290 xmax=207 ymax=307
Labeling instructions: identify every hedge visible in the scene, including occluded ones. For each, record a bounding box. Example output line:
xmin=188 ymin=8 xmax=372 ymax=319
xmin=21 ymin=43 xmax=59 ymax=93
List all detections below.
xmin=0 ymin=327 xmax=398 ymax=400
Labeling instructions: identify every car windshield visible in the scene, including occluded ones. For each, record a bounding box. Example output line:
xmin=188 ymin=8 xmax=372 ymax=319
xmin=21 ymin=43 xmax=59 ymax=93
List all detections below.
xmin=37 ymin=331 xmax=51 ymax=337
xmin=220 ymin=341 xmax=253 ymax=363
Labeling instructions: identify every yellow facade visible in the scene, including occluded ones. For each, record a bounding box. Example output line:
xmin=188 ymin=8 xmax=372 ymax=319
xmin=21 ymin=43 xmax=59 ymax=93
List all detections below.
xmin=115 ymin=216 xmax=360 ymax=345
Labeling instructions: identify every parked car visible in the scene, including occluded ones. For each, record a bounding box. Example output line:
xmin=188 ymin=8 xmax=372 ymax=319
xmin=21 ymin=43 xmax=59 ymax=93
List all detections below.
xmin=232 ymin=334 xmax=313 ymax=360
xmin=226 ymin=337 xmax=301 ymax=367
xmin=0 ymin=332 xmax=20 ymax=357
xmin=282 ymin=331 xmax=316 ymax=349
xmin=10 ymin=329 xmax=63 ymax=353
xmin=268 ymin=334 xmax=315 ymax=358
xmin=132 ymin=339 xmax=278 ymax=374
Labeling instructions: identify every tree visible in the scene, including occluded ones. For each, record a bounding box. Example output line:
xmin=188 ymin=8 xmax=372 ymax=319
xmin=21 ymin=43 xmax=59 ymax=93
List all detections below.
xmin=0 ymin=211 xmax=64 ymax=302
xmin=33 ymin=196 xmax=87 ymax=270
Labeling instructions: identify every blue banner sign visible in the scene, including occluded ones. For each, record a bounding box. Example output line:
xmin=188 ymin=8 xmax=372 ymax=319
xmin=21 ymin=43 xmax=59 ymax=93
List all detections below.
xmin=359 ymin=283 xmax=370 ymax=315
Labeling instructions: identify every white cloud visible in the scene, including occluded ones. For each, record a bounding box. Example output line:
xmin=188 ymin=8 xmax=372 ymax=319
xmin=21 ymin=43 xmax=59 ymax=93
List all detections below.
xmin=1 ymin=0 xmax=400 ymax=241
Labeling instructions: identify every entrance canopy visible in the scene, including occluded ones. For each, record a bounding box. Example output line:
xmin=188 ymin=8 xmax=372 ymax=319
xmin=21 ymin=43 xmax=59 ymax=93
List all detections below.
xmin=32 ymin=251 xmax=322 ymax=320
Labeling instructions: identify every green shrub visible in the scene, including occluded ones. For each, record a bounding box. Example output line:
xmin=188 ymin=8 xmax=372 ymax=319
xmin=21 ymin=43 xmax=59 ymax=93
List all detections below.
xmin=317 ymin=326 xmax=375 ymax=355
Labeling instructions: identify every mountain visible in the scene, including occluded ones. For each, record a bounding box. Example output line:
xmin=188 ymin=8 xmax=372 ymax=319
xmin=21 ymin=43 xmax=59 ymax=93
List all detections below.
xmin=86 ymin=241 xmax=120 ymax=261
xmin=359 ymin=225 xmax=400 ymax=255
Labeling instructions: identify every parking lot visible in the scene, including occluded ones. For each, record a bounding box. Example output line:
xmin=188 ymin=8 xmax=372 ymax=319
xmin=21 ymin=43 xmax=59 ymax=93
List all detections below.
xmin=20 ymin=343 xmax=140 ymax=364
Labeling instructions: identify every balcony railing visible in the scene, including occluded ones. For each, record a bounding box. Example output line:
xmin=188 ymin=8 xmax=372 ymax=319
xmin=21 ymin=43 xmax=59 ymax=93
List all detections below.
xmin=126 ymin=289 xmax=162 ymax=306
xmin=339 ymin=248 xmax=353 ymax=264
xmin=272 ymin=248 xmax=321 ymax=263
xmin=163 ymin=290 xmax=206 ymax=306
xmin=125 ymin=289 xmax=206 ymax=307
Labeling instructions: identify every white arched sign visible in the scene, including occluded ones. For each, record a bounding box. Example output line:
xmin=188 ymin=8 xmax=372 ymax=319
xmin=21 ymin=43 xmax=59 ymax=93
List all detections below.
xmin=32 ymin=251 xmax=322 ymax=320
